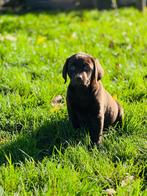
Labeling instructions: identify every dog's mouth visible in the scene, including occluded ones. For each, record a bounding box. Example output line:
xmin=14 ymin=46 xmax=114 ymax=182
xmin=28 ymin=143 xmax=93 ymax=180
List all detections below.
xmin=71 ymin=79 xmax=90 ymax=88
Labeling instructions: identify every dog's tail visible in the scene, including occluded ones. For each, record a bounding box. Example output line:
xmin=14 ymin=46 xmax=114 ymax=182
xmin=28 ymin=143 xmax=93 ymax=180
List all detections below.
xmin=116 ymin=101 xmax=124 ymax=128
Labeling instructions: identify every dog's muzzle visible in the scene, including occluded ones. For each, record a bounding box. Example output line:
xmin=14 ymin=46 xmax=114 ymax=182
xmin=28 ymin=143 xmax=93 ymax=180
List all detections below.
xmin=71 ymin=75 xmax=90 ymax=87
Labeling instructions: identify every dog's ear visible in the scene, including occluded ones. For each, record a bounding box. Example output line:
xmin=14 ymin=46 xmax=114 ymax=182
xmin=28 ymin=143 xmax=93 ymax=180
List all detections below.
xmin=92 ymin=58 xmax=104 ymax=81
xmin=62 ymin=58 xmax=69 ymax=83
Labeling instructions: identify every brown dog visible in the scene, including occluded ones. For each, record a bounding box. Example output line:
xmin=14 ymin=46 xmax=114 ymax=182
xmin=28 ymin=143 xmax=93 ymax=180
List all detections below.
xmin=62 ymin=53 xmax=123 ymax=145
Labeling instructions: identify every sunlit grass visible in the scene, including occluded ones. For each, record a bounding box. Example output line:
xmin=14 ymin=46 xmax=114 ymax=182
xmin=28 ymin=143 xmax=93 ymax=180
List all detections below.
xmin=0 ymin=8 xmax=146 ymax=195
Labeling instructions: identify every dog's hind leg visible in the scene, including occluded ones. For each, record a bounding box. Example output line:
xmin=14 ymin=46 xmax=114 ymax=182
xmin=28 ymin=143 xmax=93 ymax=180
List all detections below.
xmin=116 ymin=102 xmax=124 ymax=128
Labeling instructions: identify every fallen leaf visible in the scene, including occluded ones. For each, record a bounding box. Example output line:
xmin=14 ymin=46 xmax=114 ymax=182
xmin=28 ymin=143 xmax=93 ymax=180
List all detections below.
xmin=5 ymin=35 xmax=17 ymax=41
xmin=0 ymin=34 xmax=17 ymax=42
xmin=105 ymin=188 xmax=116 ymax=196
xmin=51 ymin=95 xmax=63 ymax=107
xmin=121 ymin=175 xmax=135 ymax=187
xmin=36 ymin=36 xmax=47 ymax=44
xmin=50 ymin=105 xmax=61 ymax=113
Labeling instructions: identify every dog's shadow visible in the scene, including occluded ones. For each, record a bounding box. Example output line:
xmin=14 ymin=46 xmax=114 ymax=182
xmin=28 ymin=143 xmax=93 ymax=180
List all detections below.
xmin=0 ymin=117 xmax=125 ymax=165
xmin=0 ymin=119 xmax=87 ymax=165
xmin=35 ymin=119 xmax=87 ymax=159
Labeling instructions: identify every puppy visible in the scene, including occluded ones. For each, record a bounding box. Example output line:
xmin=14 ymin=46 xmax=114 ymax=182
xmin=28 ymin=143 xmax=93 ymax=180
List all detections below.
xmin=62 ymin=53 xmax=123 ymax=145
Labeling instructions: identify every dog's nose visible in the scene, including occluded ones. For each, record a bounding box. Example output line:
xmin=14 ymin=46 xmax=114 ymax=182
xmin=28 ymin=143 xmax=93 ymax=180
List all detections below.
xmin=75 ymin=75 xmax=83 ymax=81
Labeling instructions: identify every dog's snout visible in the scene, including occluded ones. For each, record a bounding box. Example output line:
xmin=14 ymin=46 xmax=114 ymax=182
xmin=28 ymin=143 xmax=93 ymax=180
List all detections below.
xmin=75 ymin=74 xmax=83 ymax=81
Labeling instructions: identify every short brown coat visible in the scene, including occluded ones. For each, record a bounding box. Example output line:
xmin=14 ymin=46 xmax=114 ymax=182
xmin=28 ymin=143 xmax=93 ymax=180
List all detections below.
xmin=63 ymin=53 xmax=123 ymax=144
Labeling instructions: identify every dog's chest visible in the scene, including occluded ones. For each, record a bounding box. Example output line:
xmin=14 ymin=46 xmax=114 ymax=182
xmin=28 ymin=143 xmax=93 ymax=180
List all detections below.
xmin=68 ymin=87 xmax=99 ymax=114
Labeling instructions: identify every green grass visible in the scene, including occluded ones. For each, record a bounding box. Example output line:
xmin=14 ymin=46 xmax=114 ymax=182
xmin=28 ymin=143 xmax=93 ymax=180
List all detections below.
xmin=0 ymin=8 xmax=147 ymax=195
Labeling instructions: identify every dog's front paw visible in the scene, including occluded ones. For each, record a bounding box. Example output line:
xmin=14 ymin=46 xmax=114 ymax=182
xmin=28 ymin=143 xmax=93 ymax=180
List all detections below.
xmin=97 ymin=135 xmax=103 ymax=145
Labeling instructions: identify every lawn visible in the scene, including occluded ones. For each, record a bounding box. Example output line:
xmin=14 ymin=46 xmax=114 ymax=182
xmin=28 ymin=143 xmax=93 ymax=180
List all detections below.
xmin=0 ymin=8 xmax=147 ymax=195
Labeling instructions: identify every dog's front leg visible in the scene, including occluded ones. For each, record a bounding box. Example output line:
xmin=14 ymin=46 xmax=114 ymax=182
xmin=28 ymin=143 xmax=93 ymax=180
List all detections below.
xmin=67 ymin=105 xmax=81 ymax=129
xmin=90 ymin=114 xmax=104 ymax=145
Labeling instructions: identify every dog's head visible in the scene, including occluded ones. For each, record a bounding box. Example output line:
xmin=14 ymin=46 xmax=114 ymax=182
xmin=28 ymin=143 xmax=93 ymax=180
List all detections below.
xmin=62 ymin=53 xmax=104 ymax=87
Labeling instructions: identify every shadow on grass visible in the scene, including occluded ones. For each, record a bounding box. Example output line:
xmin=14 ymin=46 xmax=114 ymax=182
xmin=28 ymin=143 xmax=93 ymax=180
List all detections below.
xmin=0 ymin=5 xmax=98 ymax=16
xmin=0 ymin=115 xmax=130 ymax=165
xmin=0 ymin=112 xmax=146 ymax=166
xmin=0 ymin=4 xmax=120 ymax=16
xmin=0 ymin=118 xmax=86 ymax=165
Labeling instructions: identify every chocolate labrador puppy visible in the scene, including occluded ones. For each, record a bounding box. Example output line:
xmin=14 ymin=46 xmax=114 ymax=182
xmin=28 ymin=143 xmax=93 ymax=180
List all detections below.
xmin=62 ymin=53 xmax=123 ymax=145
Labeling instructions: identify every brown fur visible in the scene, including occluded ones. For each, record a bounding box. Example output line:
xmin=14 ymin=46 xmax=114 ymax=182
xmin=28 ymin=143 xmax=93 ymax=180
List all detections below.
xmin=62 ymin=53 xmax=123 ymax=145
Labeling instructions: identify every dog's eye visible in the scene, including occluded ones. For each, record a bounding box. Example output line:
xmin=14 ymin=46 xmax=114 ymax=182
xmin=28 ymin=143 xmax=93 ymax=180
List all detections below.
xmin=70 ymin=66 xmax=75 ymax=72
xmin=84 ymin=66 xmax=90 ymax=72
